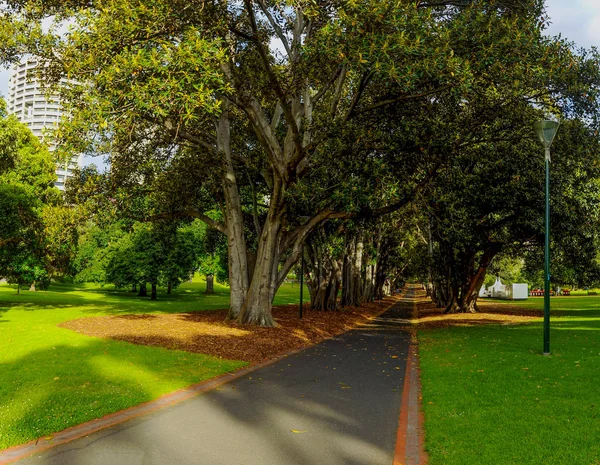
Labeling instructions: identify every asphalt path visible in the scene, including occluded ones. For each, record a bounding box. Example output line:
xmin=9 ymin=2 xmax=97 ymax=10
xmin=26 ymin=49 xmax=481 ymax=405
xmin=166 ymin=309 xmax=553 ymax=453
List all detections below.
xmin=17 ymin=297 xmax=413 ymax=465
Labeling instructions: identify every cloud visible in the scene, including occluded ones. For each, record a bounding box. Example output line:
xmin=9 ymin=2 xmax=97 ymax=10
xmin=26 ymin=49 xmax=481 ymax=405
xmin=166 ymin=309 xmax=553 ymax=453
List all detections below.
xmin=586 ymin=15 xmax=600 ymax=45
xmin=545 ymin=0 xmax=600 ymax=48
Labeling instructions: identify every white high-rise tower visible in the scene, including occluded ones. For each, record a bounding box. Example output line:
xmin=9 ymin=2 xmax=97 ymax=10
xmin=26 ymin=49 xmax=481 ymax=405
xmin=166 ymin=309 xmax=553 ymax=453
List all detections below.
xmin=7 ymin=59 xmax=83 ymax=190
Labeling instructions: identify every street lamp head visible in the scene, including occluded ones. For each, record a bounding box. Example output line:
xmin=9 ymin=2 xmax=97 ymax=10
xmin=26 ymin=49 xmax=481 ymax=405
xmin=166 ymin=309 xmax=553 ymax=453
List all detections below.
xmin=533 ymin=120 xmax=560 ymax=149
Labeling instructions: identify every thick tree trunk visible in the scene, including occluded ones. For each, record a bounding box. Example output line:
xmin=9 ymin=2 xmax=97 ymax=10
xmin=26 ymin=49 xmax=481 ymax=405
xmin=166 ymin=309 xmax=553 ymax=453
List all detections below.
xmin=235 ymin=213 xmax=281 ymax=326
xmin=219 ymin=107 xmax=249 ymax=321
xmin=304 ymin=234 xmax=342 ymax=311
xmin=307 ymin=271 xmax=317 ymax=306
xmin=138 ymin=283 xmax=147 ymax=297
xmin=351 ymin=234 xmax=364 ymax=306
xmin=341 ymin=234 xmax=356 ymax=307
xmin=167 ymin=282 xmax=172 ymax=295
xmin=29 ymin=281 xmax=36 ymax=292
xmin=204 ymin=274 xmax=215 ymax=294
xmin=151 ymin=282 xmax=157 ymax=300
xmin=329 ymin=259 xmax=342 ymax=310
xmin=311 ymin=258 xmax=339 ymax=311
xmin=342 ymin=232 xmax=364 ymax=307
xmin=442 ymin=245 xmax=499 ymax=313
xmin=340 ymin=251 xmax=350 ymax=307
xmin=362 ymin=263 xmax=376 ymax=303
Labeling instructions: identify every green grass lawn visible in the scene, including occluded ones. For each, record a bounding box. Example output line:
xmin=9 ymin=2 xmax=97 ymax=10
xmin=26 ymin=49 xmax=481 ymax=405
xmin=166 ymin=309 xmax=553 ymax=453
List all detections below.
xmin=482 ymin=294 xmax=600 ymax=314
xmin=0 ymin=278 xmax=306 ymax=450
xmin=420 ymin=296 xmax=600 ymax=464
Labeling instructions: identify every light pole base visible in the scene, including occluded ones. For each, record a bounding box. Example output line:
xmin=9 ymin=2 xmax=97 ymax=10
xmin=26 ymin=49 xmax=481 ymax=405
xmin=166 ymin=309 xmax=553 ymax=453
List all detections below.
xmin=543 ymin=352 xmax=551 ymax=356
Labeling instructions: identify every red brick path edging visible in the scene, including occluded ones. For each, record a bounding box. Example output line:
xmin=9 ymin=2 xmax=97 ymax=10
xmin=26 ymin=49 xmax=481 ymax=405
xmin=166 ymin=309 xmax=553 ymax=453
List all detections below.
xmin=0 ymin=355 xmax=288 ymax=465
xmin=393 ymin=339 xmax=428 ymax=465
xmin=393 ymin=292 xmax=428 ymax=465
xmin=0 ymin=296 xmax=403 ymax=465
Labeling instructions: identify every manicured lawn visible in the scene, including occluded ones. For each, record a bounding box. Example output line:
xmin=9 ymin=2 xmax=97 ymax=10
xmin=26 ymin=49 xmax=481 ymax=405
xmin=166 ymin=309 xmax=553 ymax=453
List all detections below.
xmin=0 ymin=279 xmax=306 ymax=450
xmin=480 ymin=295 xmax=600 ymax=314
xmin=419 ymin=298 xmax=600 ymax=464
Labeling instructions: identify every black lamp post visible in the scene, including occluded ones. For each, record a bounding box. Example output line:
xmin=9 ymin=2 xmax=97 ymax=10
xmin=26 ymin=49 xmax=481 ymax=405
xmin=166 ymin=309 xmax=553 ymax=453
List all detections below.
xmin=533 ymin=119 xmax=560 ymax=355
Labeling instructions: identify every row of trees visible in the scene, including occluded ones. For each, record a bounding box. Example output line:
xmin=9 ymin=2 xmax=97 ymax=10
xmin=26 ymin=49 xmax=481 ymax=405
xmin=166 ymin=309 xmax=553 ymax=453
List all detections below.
xmin=0 ymin=103 xmax=227 ymax=299
xmin=2 ymin=0 xmax=600 ymax=322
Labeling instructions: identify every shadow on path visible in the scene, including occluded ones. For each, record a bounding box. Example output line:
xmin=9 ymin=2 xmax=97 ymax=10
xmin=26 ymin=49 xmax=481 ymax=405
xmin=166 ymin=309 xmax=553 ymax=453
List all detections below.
xmin=14 ymin=297 xmax=413 ymax=465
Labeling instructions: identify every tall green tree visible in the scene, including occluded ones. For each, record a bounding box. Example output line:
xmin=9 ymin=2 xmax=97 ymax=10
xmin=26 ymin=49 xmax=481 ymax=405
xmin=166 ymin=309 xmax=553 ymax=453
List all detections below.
xmin=0 ymin=97 xmax=58 ymax=288
xmin=2 ymin=0 xmax=592 ymax=324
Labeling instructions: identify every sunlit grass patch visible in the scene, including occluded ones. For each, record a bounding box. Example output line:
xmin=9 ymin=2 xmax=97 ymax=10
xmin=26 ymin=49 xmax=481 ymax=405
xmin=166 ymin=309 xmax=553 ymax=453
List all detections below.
xmin=0 ymin=279 xmax=305 ymax=450
xmin=419 ymin=298 xmax=600 ymax=464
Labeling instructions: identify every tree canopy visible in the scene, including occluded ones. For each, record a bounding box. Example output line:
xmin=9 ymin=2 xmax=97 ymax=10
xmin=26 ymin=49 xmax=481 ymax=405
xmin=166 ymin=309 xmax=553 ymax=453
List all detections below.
xmin=2 ymin=1 xmax=600 ymax=319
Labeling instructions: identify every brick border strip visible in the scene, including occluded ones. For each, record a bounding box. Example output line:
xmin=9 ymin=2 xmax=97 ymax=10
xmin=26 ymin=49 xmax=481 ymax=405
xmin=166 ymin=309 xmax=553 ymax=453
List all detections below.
xmin=393 ymin=340 xmax=428 ymax=465
xmin=0 ymin=295 xmax=403 ymax=465
xmin=0 ymin=354 xmax=288 ymax=465
xmin=393 ymin=289 xmax=428 ymax=465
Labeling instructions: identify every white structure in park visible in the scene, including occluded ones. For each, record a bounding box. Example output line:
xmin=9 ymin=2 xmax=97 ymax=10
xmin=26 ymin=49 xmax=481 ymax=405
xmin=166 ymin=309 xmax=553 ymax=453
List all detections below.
xmin=479 ymin=277 xmax=528 ymax=300
xmin=488 ymin=277 xmax=507 ymax=298
xmin=7 ymin=58 xmax=83 ymax=190
xmin=506 ymin=283 xmax=528 ymax=300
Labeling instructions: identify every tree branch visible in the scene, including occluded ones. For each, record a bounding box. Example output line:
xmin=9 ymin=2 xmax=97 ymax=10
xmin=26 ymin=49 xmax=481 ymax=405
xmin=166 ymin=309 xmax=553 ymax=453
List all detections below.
xmin=161 ymin=118 xmax=217 ymax=154
xmin=351 ymin=85 xmax=452 ymax=118
xmin=0 ymin=237 xmax=22 ymax=247
xmin=256 ymin=0 xmax=291 ymax=57
xmin=149 ymin=210 xmax=227 ymax=234
xmin=344 ymin=70 xmax=374 ymax=121
xmin=313 ymin=65 xmax=344 ymax=104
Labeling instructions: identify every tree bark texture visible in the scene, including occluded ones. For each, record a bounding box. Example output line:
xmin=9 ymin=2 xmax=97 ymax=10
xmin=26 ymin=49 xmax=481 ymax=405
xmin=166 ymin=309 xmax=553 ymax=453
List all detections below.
xmin=218 ymin=107 xmax=249 ymax=321
xmin=204 ymin=274 xmax=215 ymax=294
xmin=235 ymin=209 xmax=282 ymax=326
xmin=432 ymin=243 xmax=500 ymax=313
xmin=305 ymin=240 xmax=342 ymax=311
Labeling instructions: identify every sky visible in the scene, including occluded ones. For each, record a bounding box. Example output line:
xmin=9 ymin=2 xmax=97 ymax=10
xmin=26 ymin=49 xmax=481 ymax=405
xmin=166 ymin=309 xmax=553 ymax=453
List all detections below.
xmin=0 ymin=0 xmax=598 ymax=97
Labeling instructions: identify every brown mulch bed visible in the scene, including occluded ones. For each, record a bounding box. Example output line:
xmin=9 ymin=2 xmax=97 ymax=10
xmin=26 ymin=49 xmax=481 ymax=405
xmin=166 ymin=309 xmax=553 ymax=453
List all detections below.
xmin=413 ymin=291 xmax=542 ymax=329
xmin=59 ymin=297 xmax=399 ymax=363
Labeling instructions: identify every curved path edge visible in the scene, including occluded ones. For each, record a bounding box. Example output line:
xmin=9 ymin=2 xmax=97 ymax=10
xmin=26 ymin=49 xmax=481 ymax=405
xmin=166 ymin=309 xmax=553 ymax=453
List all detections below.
xmin=0 ymin=296 xmax=403 ymax=465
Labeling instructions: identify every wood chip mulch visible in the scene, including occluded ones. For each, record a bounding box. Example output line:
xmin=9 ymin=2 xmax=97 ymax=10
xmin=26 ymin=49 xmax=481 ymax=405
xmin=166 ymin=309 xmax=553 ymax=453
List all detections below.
xmin=413 ymin=292 xmax=542 ymax=329
xmin=58 ymin=297 xmax=399 ymax=363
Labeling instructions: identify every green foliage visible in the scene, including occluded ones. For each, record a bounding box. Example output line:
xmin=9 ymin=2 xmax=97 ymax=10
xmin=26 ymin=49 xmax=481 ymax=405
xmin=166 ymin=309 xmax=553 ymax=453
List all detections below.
xmin=3 ymin=246 xmax=50 ymax=290
xmin=0 ymin=108 xmax=59 ymax=287
xmin=74 ymin=222 xmax=126 ymax=284
xmin=42 ymin=205 xmax=81 ymax=276
xmin=0 ymin=183 xmax=48 ymax=290
xmin=0 ymin=98 xmax=19 ymax=174
xmin=165 ymin=220 xmax=205 ymax=288
xmin=0 ymin=103 xmax=60 ymax=204
xmin=0 ymin=183 xmax=40 ymax=246
xmin=486 ymin=255 xmax=527 ymax=286
xmin=75 ymin=220 xmax=205 ymax=295
xmin=3 ymin=0 xmax=600 ymax=321
xmin=199 ymin=225 xmax=228 ymax=284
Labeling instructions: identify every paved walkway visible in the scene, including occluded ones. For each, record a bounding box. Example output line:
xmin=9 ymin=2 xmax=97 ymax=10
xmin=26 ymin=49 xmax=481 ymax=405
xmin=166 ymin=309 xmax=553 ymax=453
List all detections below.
xmin=12 ymin=295 xmax=419 ymax=465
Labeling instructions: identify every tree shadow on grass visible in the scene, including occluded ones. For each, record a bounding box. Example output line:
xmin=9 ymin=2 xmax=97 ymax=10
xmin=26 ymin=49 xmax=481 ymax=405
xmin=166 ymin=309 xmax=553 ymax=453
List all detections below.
xmin=0 ymin=293 xmax=231 ymax=317
xmin=0 ymin=338 xmax=242 ymax=453
xmin=7 ymin=325 xmax=409 ymax=465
